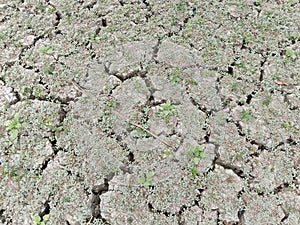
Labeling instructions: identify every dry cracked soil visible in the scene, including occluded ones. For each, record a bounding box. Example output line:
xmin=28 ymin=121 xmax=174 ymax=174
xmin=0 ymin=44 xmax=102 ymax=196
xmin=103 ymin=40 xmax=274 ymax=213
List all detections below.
xmin=0 ymin=1 xmax=299 ymax=225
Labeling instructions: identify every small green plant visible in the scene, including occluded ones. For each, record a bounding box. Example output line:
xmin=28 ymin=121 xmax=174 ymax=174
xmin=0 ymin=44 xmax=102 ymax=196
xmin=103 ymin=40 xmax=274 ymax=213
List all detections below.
xmin=157 ymin=100 xmax=177 ymax=123
xmin=188 ymin=145 xmax=207 ymax=177
xmin=39 ymin=46 xmax=53 ymax=55
xmin=254 ymin=0 xmax=262 ymax=6
xmin=106 ymin=100 xmax=116 ymax=110
xmin=138 ymin=172 xmax=154 ymax=188
xmin=190 ymin=80 xmax=198 ymax=85
xmin=162 ymin=148 xmax=173 ymax=158
xmin=289 ymin=33 xmax=300 ymax=42
xmin=170 ymin=68 xmax=182 ymax=83
xmin=21 ymin=86 xmax=33 ymax=98
xmin=134 ymin=79 xmax=142 ymax=91
xmin=235 ymin=60 xmax=246 ymax=69
xmin=42 ymin=64 xmax=55 ymax=76
xmin=281 ymin=122 xmax=298 ymax=133
xmin=2 ymin=166 xmax=24 ymax=182
xmin=41 ymin=115 xmax=54 ymax=129
xmin=175 ymin=1 xmax=186 ymax=12
xmin=51 ymin=125 xmax=69 ymax=137
xmin=6 ymin=113 xmax=22 ymax=144
xmin=34 ymin=86 xmax=45 ymax=98
xmin=33 ymin=214 xmax=49 ymax=225
xmin=127 ymin=217 xmax=134 ymax=224
xmin=286 ymin=48 xmax=297 ymax=60
xmin=184 ymin=20 xmax=193 ymax=38
xmin=234 ymin=151 xmax=245 ymax=161
xmin=231 ymin=82 xmax=239 ymax=92
xmin=240 ymin=109 xmax=253 ymax=122
xmin=262 ymin=95 xmax=272 ymax=106
xmin=7 ymin=113 xmax=21 ymax=131
xmin=47 ymin=6 xmax=56 ymax=13
xmin=88 ymin=32 xmax=100 ymax=41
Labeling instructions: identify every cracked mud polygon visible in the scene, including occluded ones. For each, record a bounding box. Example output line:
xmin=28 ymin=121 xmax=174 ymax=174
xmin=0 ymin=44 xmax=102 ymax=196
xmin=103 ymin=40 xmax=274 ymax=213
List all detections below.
xmin=0 ymin=1 xmax=299 ymax=225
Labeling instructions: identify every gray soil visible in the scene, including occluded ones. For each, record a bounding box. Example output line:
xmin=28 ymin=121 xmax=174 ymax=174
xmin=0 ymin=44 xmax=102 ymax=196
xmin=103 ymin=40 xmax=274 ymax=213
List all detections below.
xmin=0 ymin=1 xmax=299 ymax=225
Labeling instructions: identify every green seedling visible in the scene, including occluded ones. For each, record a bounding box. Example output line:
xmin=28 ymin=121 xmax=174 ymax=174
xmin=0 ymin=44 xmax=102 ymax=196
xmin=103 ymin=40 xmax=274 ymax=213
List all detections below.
xmin=33 ymin=86 xmax=44 ymax=98
xmin=286 ymin=49 xmax=297 ymax=61
xmin=33 ymin=214 xmax=49 ymax=225
xmin=42 ymin=64 xmax=55 ymax=76
xmin=170 ymin=67 xmax=182 ymax=83
xmin=188 ymin=145 xmax=207 ymax=177
xmin=235 ymin=60 xmax=246 ymax=69
xmin=127 ymin=217 xmax=134 ymax=224
xmin=41 ymin=115 xmax=54 ymax=129
xmin=290 ymin=33 xmax=300 ymax=42
xmin=7 ymin=113 xmax=21 ymax=131
xmin=157 ymin=100 xmax=177 ymax=123
xmin=51 ymin=125 xmax=69 ymax=137
xmin=254 ymin=0 xmax=262 ymax=6
xmin=21 ymin=86 xmax=33 ymax=98
xmin=47 ymin=6 xmax=56 ymax=13
xmin=231 ymin=82 xmax=239 ymax=92
xmin=89 ymin=32 xmax=100 ymax=41
xmin=190 ymin=80 xmax=198 ymax=85
xmin=262 ymin=95 xmax=272 ymax=106
xmin=234 ymin=151 xmax=245 ymax=161
xmin=7 ymin=113 xmax=22 ymax=144
xmin=189 ymin=145 xmax=207 ymax=164
xmin=162 ymin=148 xmax=173 ymax=158
xmin=281 ymin=122 xmax=298 ymax=133
xmin=243 ymin=33 xmax=254 ymax=44
xmin=106 ymin=100 xmax=116 ymax=110
xmin=2 ymin=166 xmax=23 ymax=182
xmin=39 ymin=46 xmax=53 ymax=55
xmin=175 ymin=1 xmax=186 ymax=12
xmin=138 ymin=172 xmax=154 ymax=188
xmin=134 ymin=79 xmax=142 ymax=91
xmin=184 ymin=20 xmax=193 ymax=38
xmin=128 ymin=125 xmax=151 ymax=138
xmin=240 ymin=109 xmax=253 ymax=122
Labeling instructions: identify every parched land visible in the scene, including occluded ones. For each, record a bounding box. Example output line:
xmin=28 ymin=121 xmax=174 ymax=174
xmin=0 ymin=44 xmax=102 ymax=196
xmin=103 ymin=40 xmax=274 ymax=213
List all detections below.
xmin=0 ymin=1 xmax=299 ymax=225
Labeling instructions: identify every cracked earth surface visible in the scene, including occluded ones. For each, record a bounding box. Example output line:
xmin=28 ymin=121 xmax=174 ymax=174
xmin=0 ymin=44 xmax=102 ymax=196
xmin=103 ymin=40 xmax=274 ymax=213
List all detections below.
xmin=0 ymin=1 xmax=299 ymax=225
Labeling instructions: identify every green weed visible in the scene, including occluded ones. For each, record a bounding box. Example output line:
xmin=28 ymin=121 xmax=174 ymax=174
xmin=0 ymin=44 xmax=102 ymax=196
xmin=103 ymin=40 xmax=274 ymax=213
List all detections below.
xmin=47 ymin=6 xmax=56 ymax=13
xmin=88 ymin=32 xmax=100 ymax=41
xmin=157 ymin=100 xmax=177 ymax=123
xmin=6 ymin=113 xmax=22 ymax=144
xmin=7 ymin=113 xmax=21 ymax=131
xmin=286 ymin=49 xmax=297 ymax=61
xmin=39 ymin=46 xmax=54 ymax=55
xmin=42 ymin=64 xmax=55 ymax=76
xmin=33 ymin=214 xmax=49 ymax=225
xmin=240 ymin=109 xmax=253 ymax=122
xmin=128 ymin=109 xmax=151 ymax=138
xmin=231 ymin=82 xmax=239 ymax=92
xmin=262 ymin=95 xmax=272 ymax=106
xmin=2 ymin=165 xmax=24 ymax=182
xmin=188 ymin=145 xmax=207 ymax=177
xmin=138 ymin=172 xmax=154 ymax=188
xmin=106 ymin=100 xmax=116 ymax=110
xmin=162 ymin=148 xmax=173 ymax=158
xmin=175 ymin=1 xmax=186 ymax=12
xmin=170 ymin=68 xmax=182 ymax=83
xmin=281 ymin=122 xmax=298 ymax=133
xmin=289 ymin=33 xmax=300 ymax=42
